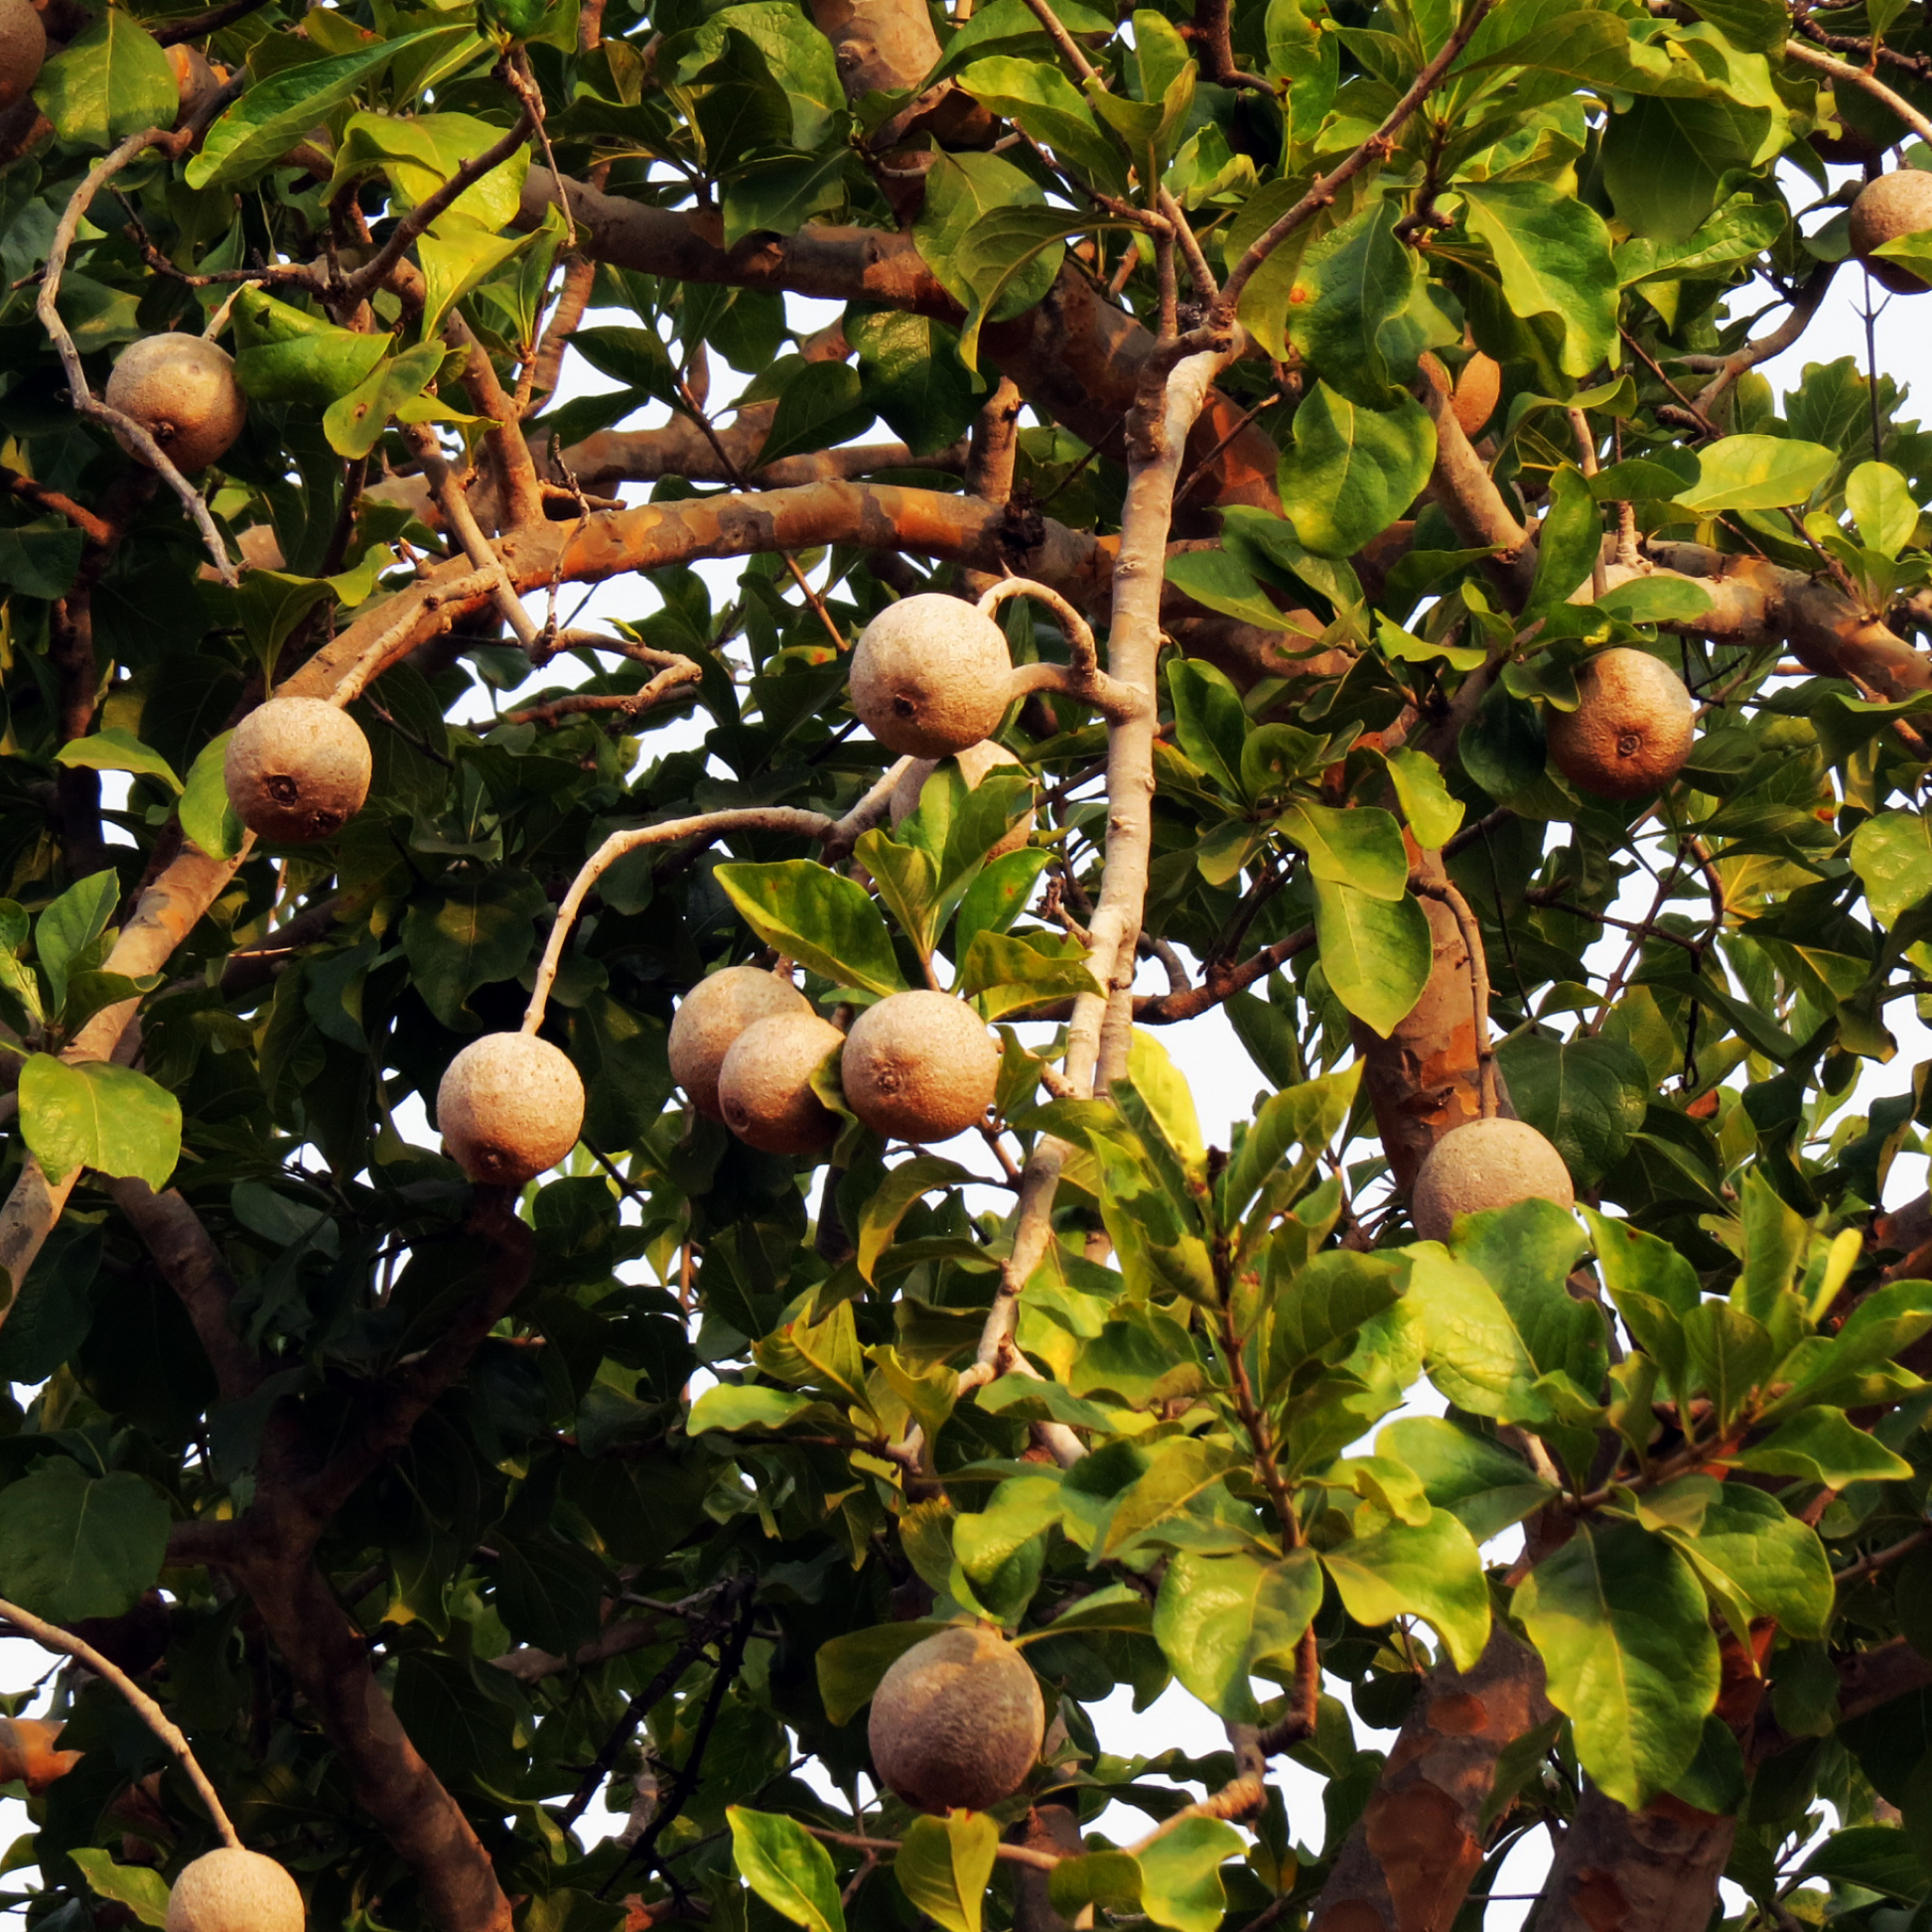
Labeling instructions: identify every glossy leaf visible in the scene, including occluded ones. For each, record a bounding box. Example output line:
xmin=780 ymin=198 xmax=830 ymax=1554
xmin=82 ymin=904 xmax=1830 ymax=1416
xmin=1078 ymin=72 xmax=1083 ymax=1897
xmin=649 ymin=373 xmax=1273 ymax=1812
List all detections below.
xmin=1311 ymin=880 xmax=1430 ymax=1037
xmin=1277 ymin=384 xmax=1437 ymax=559
xmin=716 ymin=861 xmax=905 ymax=998
xmin=1515 ymin=1519 xmax=1721 ymax=1807
xmin=33 ymin=11 xmax=177 ymax=149
xmin=728 ymin=1808 xmax=846 ymax=1932
xmin=18 ymin=1055 xmax=182 ymax=1190
xmin=1320 ymin=1509 xmax=1490 ymax=1671
xmin=0 ymin=1462 xmax=171 ymax=1622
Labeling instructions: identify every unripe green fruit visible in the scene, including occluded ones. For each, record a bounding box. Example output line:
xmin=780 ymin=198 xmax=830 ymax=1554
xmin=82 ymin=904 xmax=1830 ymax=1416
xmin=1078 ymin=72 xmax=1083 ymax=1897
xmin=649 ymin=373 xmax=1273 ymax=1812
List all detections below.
xmin=1849 ymin=169 xmax=1932 ymax=295
xmin=850 ymin=594 xmax=1012 ymax=759
xmin=888 ymin=740 xmax=1035 ymax=858
xmin=0 ymin=0 xmax=46 ymax=111
xmin=437 ymin=1032 xmax=586 ymax=1185
xmin=223 ymin=697 xmax=371 ymax=842
xmin=717 ymin=1011 xmax=845 ymax=1156
xmin=166 ymin=1848 xmax=305 ymax=1932
xmin=868 ymin=1625 xmax=1043 ymax=1813
xmin=1411 ymin=1117 xmax=1574 ymax=1244
xmin=104 ymin=335 xmax=248 ymax=474
xmin=669 ymin=967 xmax=810 ymax=1122
xmin=841 ymin=991 xmax=998 ymax=1144
xmin=1546 ymin=648 xmax=1694 ymax=801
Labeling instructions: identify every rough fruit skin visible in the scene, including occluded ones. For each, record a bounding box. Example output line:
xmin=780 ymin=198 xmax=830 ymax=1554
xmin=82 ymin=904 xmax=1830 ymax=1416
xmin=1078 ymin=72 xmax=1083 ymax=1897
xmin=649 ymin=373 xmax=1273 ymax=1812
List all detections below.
xmin=1850 ymin=170 xmax=1932 ymax=295
xmin=1420 ymin=350 xmax=1501 ymax=439
xmin=223 ymin=697 xmax=371 ymax=842
xmin=437 ymin=1033 xmax=586 ymax=1185
xmin=1411 ymin=1117 xmax=1575 ymax=1243
xmin=104 ymin=335 xmax=248 ymax=474
xmin=0 ymin=0 xmax=46 ymax=110
xmin=889 ymin=740 xmax=1035 ymax=858
xmin=669 ymin=967 xmax=810 ymax=1121
xmin=869 ymin=1625 xmax=1043 ymax=1813
xmin=1546 ymin=648 xmax=1695 ymax=801
xmin=165 ymin=1848 xmax=305 ymax=1932
xmin=842 ymin=992 xmax=999 ymax=1144
xmin=717 ymin=1012 xmax=845 ymax=1156
xmin=169 ymin=45 xmax=221 ymax=120
xmin=850 ymin=594 xmax=1012 ymax=758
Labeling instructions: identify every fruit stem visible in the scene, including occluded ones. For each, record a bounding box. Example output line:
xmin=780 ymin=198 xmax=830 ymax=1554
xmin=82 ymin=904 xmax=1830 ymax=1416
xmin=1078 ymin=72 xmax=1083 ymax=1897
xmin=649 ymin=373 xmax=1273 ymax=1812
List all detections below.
xmin=0 ymin=1591 xmax=242 ymax=1851
xmin=521 ymin=809 xmax=837 ymax=1035
xmin=1413 ymin=878 xmax=1498 ymax=1120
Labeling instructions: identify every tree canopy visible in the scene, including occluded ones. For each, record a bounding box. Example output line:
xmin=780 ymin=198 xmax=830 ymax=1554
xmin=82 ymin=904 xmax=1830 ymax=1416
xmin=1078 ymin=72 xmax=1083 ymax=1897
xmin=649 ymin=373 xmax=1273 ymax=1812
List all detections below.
xmin=3 ymin=0 xmax=1932 ymax=1928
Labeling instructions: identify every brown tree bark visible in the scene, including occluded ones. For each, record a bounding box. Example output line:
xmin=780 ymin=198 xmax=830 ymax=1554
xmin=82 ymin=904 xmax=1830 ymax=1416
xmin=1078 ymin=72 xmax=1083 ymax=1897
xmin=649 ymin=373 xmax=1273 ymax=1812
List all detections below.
xmin=1311 ymin=1631 xmax=1554 ymax=1932
xmin=1521 ymin=1789 xmax=1735 ymax=1932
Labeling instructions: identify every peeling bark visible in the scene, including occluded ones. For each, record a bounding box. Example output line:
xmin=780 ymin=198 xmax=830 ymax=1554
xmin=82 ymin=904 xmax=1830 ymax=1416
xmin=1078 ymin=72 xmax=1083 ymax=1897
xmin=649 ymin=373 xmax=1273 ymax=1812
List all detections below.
xmin=1311 ymin=1630 xmax=1554 ymax=1932
xmin=1521 ymin=1788 xmax=1734 ymax=1932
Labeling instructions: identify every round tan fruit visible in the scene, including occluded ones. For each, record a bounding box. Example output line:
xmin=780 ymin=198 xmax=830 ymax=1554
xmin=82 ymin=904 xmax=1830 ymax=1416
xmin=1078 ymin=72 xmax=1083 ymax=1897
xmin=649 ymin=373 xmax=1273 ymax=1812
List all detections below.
xmin=437 ymin=1032 xmax=586 ymax=1185
xmin=1850 ymin=170 xmax=1932 ymax=295
xmin=104 ymin=335 xmax=248 ymax=474
xmin=1546 ymin=648 xmax=1695 ymax=801
xmin=717 ymin=1011 xmax=845 ymax=1156
xmin=168 ymin=45 xmax=220 ymax=121
xmin=889 ymin=740 xmax=1035 ymax=858
xmin=869 ymin=1625 xmax=1043 ymax=1814
xmin=669 ymin=966 xmax=810 ymax=1122
xmin=850 ymin=594 xmax=1012 ymax=758
xmin=1411 ymin=1117 xmax=1575 ymax=1243
xmin=0 ymin=0 xmax=46 ymax=111
xmin=165 ymin=1848 xmax=305 ymax=1932
xmin=1420 ymin=349 xmax=1501 ymax=440
xmin=223 ymin=697 xmax=371 ymax=842
xmin=841 ymin=991 xmax=999 ymax=1145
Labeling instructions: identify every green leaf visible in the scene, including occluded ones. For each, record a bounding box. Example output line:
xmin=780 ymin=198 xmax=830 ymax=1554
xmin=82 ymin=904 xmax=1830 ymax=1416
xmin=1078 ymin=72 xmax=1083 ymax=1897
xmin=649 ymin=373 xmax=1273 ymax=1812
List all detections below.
xmin=1153 ymin=1549 xmax=1323 ymax=1721
xmin=235 ymin=328 xmax=395 ymax=407
xmin=1382 ymin=749 xmax=1463 ymax=850
xmin=1284 ymin=201 xmax=1433 ymax=407
xmin=0 ymin=518 xmax=84 ymax=599
xmin=18 ymin=1055 xmax=182 ymax=1189
xmin=1224 ymin=1062 xmax=1360 ymax=1222
xmin=1459 ymin=183 xmax=1619 ymax=382
xmin=0 ymin=1461 xmax=171 ymax=1622
xmin=1493 ymin=1034 xmax=1646 ymax=1190
xmin=1167 ymin=659 xmax=1248 ymax=799
xmin=54 ymin=729 xmax=182 ymax=795
xmin=687 ymin=1384 xmax=814 ymax=1435
xmin=1277 ymin=803 xmax=1408 ymax=901
xmin=399 ymin=870 xmax=547 ymax=1029
xmin=1311 ymin=879 xmax=1429 ymax=1036
xmin=1163 ymin=549 xmax=1311 ymax=632
xmin=956 ymin=59 xmax=1125 ymax=198
xmin=1846 ymin=461 xmax=1919 ymax=560
xmin=180 ymin=733 xmax=247 ymax=862
xmin=69 ymin=1851 xmax=170 ymax=1929
xmin=1319 ymin=1509 xmax=1491 ymax=1671
xmin=716 ymin=861 xmax=905 ymax=999
xmin=1136 ymin=1817 xmax=1244 ymax=1932
xmin=35 ymin=869 xmax=118 ymax=1014
xmin=32 ymin=10 xmax=177 ymax=149
xmin=327 ymin=109 xmax=532 ymax=235
xmin=1797 ymin=1828 xmax=1931 ymax=1903
xmin=1526 ymin=466 xmax=1604 ymax=614
xmin=897 ymin=1812 xmax=999 ymax=1932
xmin=914 ymin=151 xmax=1057 ymax=318
xmin=1375 ymin=1416 xmax=1556 ymax=1542
xmin=1515 ymin=1519 xmax=1721 ymax=1807
xmin=757 ymin=362 xmax=874 ymax=470
xmin=814 ymin=1621 xmax=949 ymax=1725
xmin=1584 ymin=1208 xmax=1698 ymax=1398
xmin=419 ymin=218 xmax=536 ymax=341
xmin=1730 ymin=1407 xmax=1914 ymax=1487
xmin=727 ymin=1808 xmax=846 ymax=1932
xmin=1677 ymin=435 xmax=1837 ymax=515
xmin=188 ymin=31 xmax=452 ymax=190
xmin=1681 ymin=1301 xmax=1774 ymax=1431
xmin=850 ymin=312 xmax=979 ymax=459
xmin=855 ymin=1156 xmax=974 ymax=1284
xmin=1662 ymin=1482 xmax=1832 ymax=1643
xmin=1049 ymin=1855 xmax=1145 ymax=1922
xmin=323 ymin=343 xmax=452 ymax=461
xmin=1851 ymin=810 xmax=1932 ymax=926
xmin=1276 ymin=383 xmax=1437 ymax=559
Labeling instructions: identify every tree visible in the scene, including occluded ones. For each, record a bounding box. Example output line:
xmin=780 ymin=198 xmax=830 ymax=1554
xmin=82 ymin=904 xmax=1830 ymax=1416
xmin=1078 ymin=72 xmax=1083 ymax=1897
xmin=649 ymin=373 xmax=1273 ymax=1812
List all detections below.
xmin=1 ymin=0 xmax=1932 ymax=1923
